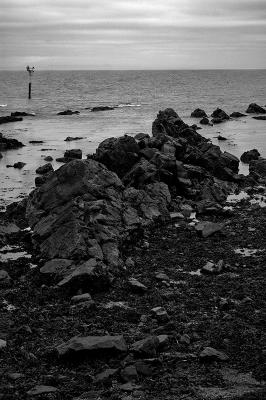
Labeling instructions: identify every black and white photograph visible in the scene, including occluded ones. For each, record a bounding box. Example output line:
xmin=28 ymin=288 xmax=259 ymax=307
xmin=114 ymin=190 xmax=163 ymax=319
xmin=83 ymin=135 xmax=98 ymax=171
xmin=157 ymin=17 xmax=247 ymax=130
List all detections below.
xmin=0 ymin=0 xmax=266 ymax=399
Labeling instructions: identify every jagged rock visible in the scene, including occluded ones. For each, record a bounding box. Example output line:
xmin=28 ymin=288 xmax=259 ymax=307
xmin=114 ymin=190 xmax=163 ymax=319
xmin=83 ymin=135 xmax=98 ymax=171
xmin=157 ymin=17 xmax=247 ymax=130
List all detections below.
xmin=56 ymin=335 xmax=127 ymax=357
xmin=40 ymin=259 xmax=74 ymax=277
xmin=122 ymin=158 xmax=157 ymax=187
xmin=191 ymin=108 xmax=207 ymax=118
xmin=199 ymin=347 xmax=229 ymax=362
xmin=57 ymin=110 xmax=80 ymax=115
xmin=0 ymin=115 xmax=23 ymax=124
xmin=91 ymin=106 xmax=115 ymax=112
xmin=131 ymin=336 xmax=159 ymax=357
xmin=252 ymin=115 xmax=266 ymax=120
xmin=36 ymin=163 xmax=54 ymax=175
xmin=26 ymin=385 xmax=57 ymax=396
xmin=120 ymin=365 xmax=138 ymax=382
xmin=240 ymin=149 xmax=260 ymax=163
xmin=246 ymin=103 xmax=266 ymax=114
xmin=64 ymin=149 xmax=82 ymax=159
xmin=57 ymin=259 xmax=111 ymax=292
xmin=230 ymin=112 xmax=246 ymax=118
xmin=128 ymin=278 xmax=147 ymax=293
xmin=64 ymin=136 xmax=83 ymax=141
xmin=195 ymin=221 xmax=224 ymax=238
xmin=249 ymin=158 xmax=266 ymax=177
xmin=35 ymin=172 xmax=53 ymax=187
xmin=95 ymin=135 xmax=140 ymax=178
xmin=0 ymin=133 xmax=24 ymax=151
xmin=211 ymin=108 xmax=230 ymax=121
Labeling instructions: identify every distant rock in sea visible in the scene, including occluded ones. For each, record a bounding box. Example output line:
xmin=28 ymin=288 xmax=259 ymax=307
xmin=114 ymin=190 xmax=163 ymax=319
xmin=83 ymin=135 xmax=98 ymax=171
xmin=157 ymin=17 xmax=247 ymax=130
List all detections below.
xmin=246 ymin=103 xmax=266 ymax=114
xmin=57 ymin=110 xmax=80 ymax=115
xmin=0 ymin=115 xmax=23 ymax=125
xmin=230 ymin=112 xmax=246 ymax=118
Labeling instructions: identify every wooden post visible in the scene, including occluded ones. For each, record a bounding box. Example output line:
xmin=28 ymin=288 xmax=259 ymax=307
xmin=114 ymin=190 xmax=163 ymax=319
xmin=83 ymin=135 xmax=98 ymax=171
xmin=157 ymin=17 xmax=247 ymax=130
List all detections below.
xmin=26 ymin=66 xmax=35 ymax=99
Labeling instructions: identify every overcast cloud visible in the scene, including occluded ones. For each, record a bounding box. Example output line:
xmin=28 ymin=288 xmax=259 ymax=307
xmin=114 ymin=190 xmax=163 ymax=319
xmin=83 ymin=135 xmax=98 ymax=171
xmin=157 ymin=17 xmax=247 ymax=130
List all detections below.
xmin=1 ymin=0 xmax=266 ymax=69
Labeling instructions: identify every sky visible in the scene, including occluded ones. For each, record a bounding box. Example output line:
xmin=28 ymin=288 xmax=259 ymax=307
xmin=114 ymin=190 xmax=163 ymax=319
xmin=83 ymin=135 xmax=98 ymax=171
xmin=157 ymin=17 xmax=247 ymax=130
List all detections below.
xmin=1 ymin=0 xmax=266 ymax=70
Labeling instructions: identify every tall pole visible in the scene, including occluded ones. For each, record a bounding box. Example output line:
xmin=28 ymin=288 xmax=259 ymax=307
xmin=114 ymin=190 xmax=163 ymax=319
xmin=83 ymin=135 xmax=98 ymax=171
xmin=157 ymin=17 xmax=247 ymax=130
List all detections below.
xmin=26 ymin=66 xmax=35 ymax=99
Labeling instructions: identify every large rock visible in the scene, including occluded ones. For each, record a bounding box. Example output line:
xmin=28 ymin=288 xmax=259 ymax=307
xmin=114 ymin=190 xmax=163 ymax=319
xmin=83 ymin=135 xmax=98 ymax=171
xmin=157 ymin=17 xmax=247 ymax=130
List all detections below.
xmin=95 ymin=135 xmax=140 ymax=178
xmin=0 ymin=115 xmax=23 ymax=124
xmin=64 ymin=149 xmax=82 ymax=159
xmin=246 ymin=103 xmax=266 ymax=114
xmin=249 ymin=158 xmax=266 ymax=178
xmin=56 ymin=335 xmax=127 ymax=357
xmin=0 ymin=133 xmax=24 ymax=151
xmin=211 ymin=108 xmax=229 ymax=123
xmin=240 ymin=149 xmax=260 ymax=164
xmin=191 ymin=108 xmax=207 ymax=118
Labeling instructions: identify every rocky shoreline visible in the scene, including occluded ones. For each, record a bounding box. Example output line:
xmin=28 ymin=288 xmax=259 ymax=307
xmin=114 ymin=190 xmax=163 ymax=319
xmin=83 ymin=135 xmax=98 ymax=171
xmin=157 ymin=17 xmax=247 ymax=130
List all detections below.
xmin=0 ymin=108 xmax=266 ymax=399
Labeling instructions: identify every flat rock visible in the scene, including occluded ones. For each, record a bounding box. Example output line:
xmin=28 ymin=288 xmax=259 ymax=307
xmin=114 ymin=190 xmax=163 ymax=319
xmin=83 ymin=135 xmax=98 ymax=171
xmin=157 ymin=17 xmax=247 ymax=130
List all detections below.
xmin=71 ymin=293 xmax=92 ymax=304
xmin=57 ymin=109 xmax=79 ymax=115
xmin=252 ymin=115 xmax=266 ymax=120
xmin=128 ymin=278 xmax=147 ymax=293
xmin=195 ymin=221 xmax=224 ymax=238
xmin=40 ymin=258 xmax=73 ymax=276
xmin=199 ymin=347 xmax=229 ymax=362
xmin=64 ymin=136 xmax=83 ymax=141
xmin=230 ymin=112 xmax=246 ymax=118
xmin=56 ymin=335 xmax=127 ymax=357
xmin=27 ymin=385 xmax=57 ymax=396
xmin=131 ymin=336 xmax=159 ymax=357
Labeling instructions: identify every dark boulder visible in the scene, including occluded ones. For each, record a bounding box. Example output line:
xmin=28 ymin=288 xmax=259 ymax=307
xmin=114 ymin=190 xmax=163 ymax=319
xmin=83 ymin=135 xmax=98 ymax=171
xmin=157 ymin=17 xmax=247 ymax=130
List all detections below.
xmin=64 ymin=136 xmax=83 ymax=141
xmin=44 ymin=156 xmax=53 ymax=162
xmin=249 ymin=159 xmax=266 ymax=177
xmin=91 ymin=106 xmax=115 ymax=112
xmin=36 ymin=163 xmax=54 ymax=175
xmin=11 ymin=111 xmax=35 ymax=117
xmin=240 ymin=149 xmax=260 ymax=164
xmin=35 ymin=172 xmax=53 ymax=187
xmin=217 ymin=135 xmax=227 ymax=141
xmin=13 ymin=162 xmax=26 ymax=169
xmin=57 ymin=110 xmax=80 ymax=115
xmin=64 ymin=149 xmax=82 ymax=159
xmin=95 ymin=135 xmax=140 ymax=178
xmin=191 ymin=108 xmax=207 ymax=118
xmin=252 ymin=116 xmax=266 ymax=120
xmin=200 ymin=117 xmax=211 ymax=125
xmin=230 ymin=112 xmax=246 ymax=118
xmin=246 ymin=103 xmax=266 ymax=114
xmin=211 ymin=108 xmax=229 ymax=123
xmin=0 ymin=133 xmax=24 ymax=151
xmin=0 ymin=115 xmax=23 ymax=124
xmin=29 ymin=140 xmax=44 ymax=144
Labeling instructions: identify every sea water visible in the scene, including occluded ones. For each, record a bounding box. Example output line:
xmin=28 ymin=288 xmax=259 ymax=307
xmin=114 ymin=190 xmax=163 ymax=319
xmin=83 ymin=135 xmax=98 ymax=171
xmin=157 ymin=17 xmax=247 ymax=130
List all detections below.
xmin=0 ymin=70 xmax=266 ymax=207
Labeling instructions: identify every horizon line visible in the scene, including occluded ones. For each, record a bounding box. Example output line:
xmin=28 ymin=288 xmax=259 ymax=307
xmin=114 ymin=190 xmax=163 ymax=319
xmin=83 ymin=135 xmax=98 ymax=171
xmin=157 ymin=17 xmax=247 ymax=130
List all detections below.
xmin=0 ymin=68 xmax=266 ymax=72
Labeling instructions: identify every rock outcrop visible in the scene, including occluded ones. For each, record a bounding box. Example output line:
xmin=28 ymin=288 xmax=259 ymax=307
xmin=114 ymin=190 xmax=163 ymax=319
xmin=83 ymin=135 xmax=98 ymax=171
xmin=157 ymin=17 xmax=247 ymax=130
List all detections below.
xmin=0 ymin=133 xmax=24 ymax=151
xmin=211 ymin=108 xmax=229 ymax=124
xmin=191 ymin=108 xmax=207 ymax=118
xmin=0 ymin=115 xmax=23 ymax=124
xmin=240 ymin=149 xmax=260 ymax=164
xmin=246 ymin=103 xmax=266 ymax=114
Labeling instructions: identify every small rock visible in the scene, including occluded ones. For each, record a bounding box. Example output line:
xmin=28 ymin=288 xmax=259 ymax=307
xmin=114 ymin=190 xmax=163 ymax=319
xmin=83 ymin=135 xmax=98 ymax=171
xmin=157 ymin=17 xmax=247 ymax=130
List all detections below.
xmin=191 ymin=108 xmax=207 ymax=118
xmin=201 ymin=261 xmax=216 ymax=274
xmin=71 ymin=293 xmax=92 ymax=304
xmin=0 ymin=339 xmax=7 ymax=350
xmin=180 ymin=334 xmax=190 ymax=345
xmin=125 ymin=257 xmax=135 ymax=268
xmin=120 ymin=365 xmax=138 ymax=382
xmin=36 ymin=163 xmax=53 ymax=175
xmin=155 ymin=272 xmax=170 ymax=281
xmin=157 ymin=334 xmax=170 ymax=349
xmin=128 ymin=278 xmax=147 ymax=293
xmin=240 ymin=149 xmax=260 ymax=164
xmin=44 ymin=155 xmax=53 ymax=161
xmin=230 ymin=111 xmax=246 ymax=118
xmin=246 ymin=103 xmax=266 ymax=114
xmin=195 ymin=221 xmax=224 ymax=238
xmin=119 ymin=383 xmax=142 ymax=392
xmin=131 ymin=336 xmax=159 ymax=357
xmin=64 ymin=136 xmax=83 ymax=141
xmin=57 ymin=109 xmax=79 ymax=115
xmin=94 ymin=368 xmax=118 ymax=383
xmin=199 ymin=347 xmax=229 ymax=362
xmin=64 ymin=149 xmax=82 ymax=159
xmin=13 ymin=161 xmax=26 ymax=169
xmin=200 ymin=117 xmax=211 ymax=125
xmin=0 ymin=270 xmax=11 ymax=287
xmin=151 ymin=306 xmax=170 ymax=323
xmin=7 ymin=372 xmax=25 ymax=380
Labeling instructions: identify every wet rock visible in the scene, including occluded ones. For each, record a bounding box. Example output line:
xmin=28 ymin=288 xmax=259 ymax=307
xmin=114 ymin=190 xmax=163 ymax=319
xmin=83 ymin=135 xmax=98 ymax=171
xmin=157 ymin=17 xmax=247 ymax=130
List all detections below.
xmin=195 ymin=221 xmax=224 ymax=238
xmin=0 ymin=133 xmax=24 ymax=150
xmin=131 ymin=336 xmax=159 ymax=357
xmin=200 ymin=117 xmax=211 ymax=125
xmin=36 ymin=163 xmax=54 ymax=175
xmin=217 ymin=135 xmax=227 ymax=141
xmin=191 ymin=108 xmax=207 ymax=118
xmin=240 ymin=149 xmax=260 ymax=163
xmin=95 ymin=135 xmax=140 ymax=178
xmin=29 ymin=140 xmax=44 ymax=144
xmin=199 ymin=347 xmax=229 ymax=362
xmin=128 ymin=278 xmax=147 ymax=293
xmin=246 ymin=103 xmax=266 ymax=114
xmin=0 ymin=115 xmax=23 ymax=124
xmin=0 ymin=270 xmax=12 ymax=287
xmin=56 ymin=335 xmax=127 ymax=357
xmin=211 ymin=108 xmax=230 ymax=121
xmin=13 ymin=162 xmax=26 ymax=169
xmin=249 ymin=158 xmax=266 ymax=177
xmin=252 ymin=115 xmax=266 ymax=120
xmin=11 ymin=111 xmax=35 ymax=117
xmin=120 ymin=365 xmax=138 ymax=382
xmin=57 ymin=109 xmax=80 ymax=115
xmin=35 ymin=172 xmax=53 ymax=187
xmin=26 ymin=385 xmax=58 ymax=396
xmin=230 ymin=111 xmax=246 ymax=118
xmin=91 ymin=106 xmax=115 ymax=112
xmin=44 ymin=156 xmax=53 ymax=161
xmin=64 ymin=136 xmax=83 ymax=141
xmin=64 ymin=149 xmax=82 ymax=159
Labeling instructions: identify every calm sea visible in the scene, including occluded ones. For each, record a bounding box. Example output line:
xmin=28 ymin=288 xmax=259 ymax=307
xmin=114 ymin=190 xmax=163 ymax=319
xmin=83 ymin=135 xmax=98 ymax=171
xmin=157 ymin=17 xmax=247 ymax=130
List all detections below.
xmin=0 ymin=70 xmax=266 ymax=207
